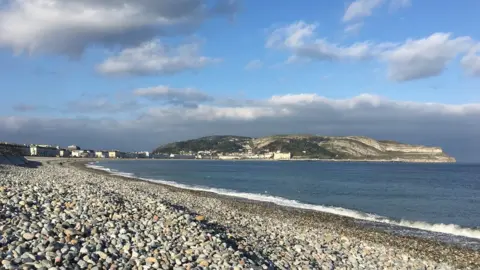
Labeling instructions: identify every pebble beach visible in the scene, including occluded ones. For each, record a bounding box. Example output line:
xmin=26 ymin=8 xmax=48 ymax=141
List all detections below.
xmin=1 ymin=159 xmax=479 ymax=270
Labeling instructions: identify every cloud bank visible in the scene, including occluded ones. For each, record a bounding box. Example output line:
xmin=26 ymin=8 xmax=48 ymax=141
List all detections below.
xmin=3 ymin=93 xmax=480 ymax=161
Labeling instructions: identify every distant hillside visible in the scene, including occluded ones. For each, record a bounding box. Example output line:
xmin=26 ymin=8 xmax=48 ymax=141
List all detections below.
xmin=153 ymin=135 xmax=456 ymax=163
xmin=154 ymin=136 xmax=251 ymax=154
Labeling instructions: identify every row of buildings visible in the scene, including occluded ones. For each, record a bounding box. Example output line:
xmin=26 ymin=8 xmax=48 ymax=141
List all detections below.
xmin=154 ymin=150 xmax=292 ymax=160
xmin=0 ymin=142 xmax=150 ymax=159
xmin=216 ymin=151 xmax=292 ymax=160
xmin=1 ymin=141 xmax=291 ymax=161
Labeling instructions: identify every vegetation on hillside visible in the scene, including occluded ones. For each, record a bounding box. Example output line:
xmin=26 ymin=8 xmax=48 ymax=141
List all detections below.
xmin=153 ymin=136 xmax=251 ymax=154
xmin=260 ymin=138 xmax=338 ymax=158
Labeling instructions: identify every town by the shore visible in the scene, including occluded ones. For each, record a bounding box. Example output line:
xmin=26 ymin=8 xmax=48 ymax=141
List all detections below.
xmin=1 ymin=159 xmax=478 ymax=270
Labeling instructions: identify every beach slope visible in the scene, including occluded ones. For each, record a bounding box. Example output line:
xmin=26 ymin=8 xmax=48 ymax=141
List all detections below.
xmin=0 ymin=160 xmax=478 ymax=269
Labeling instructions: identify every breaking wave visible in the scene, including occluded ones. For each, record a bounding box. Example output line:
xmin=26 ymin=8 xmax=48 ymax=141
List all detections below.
xmin=86 ymin=162 xmax=480 ymax=240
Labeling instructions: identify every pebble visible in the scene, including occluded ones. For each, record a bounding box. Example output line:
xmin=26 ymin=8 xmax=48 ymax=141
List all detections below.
xmin=22 ymin=233 xmax=34 ymax=240
xmin=77 ymin=260 xmax=88 ymax=269
xmin=0 ymin=161 xmax=476 ymax=270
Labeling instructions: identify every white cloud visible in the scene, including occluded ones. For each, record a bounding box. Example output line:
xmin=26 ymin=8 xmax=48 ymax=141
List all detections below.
xmin=0 ymin=0 xmax=239 ymax=56
xmin=461 ymin=46 xmax=480 ymax=77
xmin=245 ymin=60 xmax=263 ymax=70
xmin=96 ymin=39 xmax=220 ymax=76
xmin=269 ymin=94 xmax=322 ymax=105
xmin=266 ymin=21 xmax=382 ymax=61
xmin=342 ymin=0 xmax=412 ymax=33
xmin=344 ymin=23 xmax=364 ymax=34
xmin=267 ymin=23 xmax=477 ymax=81
xmin=343 ymin=0 xmax=384 ymax=22
xmin=382 ymin=33 xmax=473 ymax=81
xmin=134 ymin=85 xmax=212 ymax=107
xmin=266 ymin=21 xmax=316 ymax=49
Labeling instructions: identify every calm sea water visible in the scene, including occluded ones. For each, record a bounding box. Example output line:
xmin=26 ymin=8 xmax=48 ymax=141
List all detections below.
xmin=91 ymin=160 xmax=480 ymax=248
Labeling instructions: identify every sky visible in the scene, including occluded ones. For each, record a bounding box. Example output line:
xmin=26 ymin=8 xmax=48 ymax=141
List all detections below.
xmin=0 ymin=0 xmax=479 ymax=162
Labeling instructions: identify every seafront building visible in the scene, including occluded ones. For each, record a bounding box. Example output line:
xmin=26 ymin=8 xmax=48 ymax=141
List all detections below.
xmin=134 ymin=151 xmax=150 ymax=158
xmin=67 ymin=145 xmax=81 ymax=150
xmin=71 ymin=150 xmax=83 ymax=158
xmin=95 ymin=151 xmax=109 ymax=158
xmin=108 ymin=150 xmax=125 ymax=159
xmin=1 ymin=141 xmax=292 ymax=160
xmin=59 ymin=149 xmax=71 ymax=157
xmin=29 ymin=145 xmax=60 ymax=157
xmin=273 ymin=152 xmax=292 ymax=160
xmin=216 ymin=151 xmax=289 ymax=160
xmin=1 ymin=141 xmax=153 ymax=159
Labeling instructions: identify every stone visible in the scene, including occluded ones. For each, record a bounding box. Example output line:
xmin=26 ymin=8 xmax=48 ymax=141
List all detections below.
xmin=95 ymin=251 xmax=108 ymax=260
xmin=145 ymin=257 xmax=157 ymax=264
xmin=194 ymin=216 xmax=205 ymax=222
xmin=77 ymin=260 xmax=88 ymax=269
xmin=22 ymin=233 xmax=35 ymax=240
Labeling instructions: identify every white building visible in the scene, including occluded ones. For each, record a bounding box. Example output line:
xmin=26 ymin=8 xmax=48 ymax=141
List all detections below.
xmin=67 ymin=145 xmax=81 ymax=150
xmin=95 ymin=151 xmax=109 ymax=158
xmin=59 ymin=149 xmax=71 ymax=157
xmin=71 ymin=150 xmax=81 ymax=157
xmin=273 ymin=152 xmax=291 ymax=160
xmin=134 ymin=151 xmax=150 ymax=158
xmin=218 ymin=155 xmax=241 ymax=160
xmin=30 ymin=145 xmax=59 ymax=157
xmin=109 ymin=151 xmax=124 ymax=159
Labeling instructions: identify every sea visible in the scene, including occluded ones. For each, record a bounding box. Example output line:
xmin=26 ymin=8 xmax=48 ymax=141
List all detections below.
xmin=88 ymin=160 xmax=480 ymax=249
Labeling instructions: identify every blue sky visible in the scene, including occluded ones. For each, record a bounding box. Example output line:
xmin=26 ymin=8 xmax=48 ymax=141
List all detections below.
xmin=0 ymin=0 xmax=479 ymax=161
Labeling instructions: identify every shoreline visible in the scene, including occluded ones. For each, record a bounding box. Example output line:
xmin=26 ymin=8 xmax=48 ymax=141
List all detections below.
xmin=2 ymin=158 xmax=479 ymax=269
xmin=27 ymin=156 xmax=456 ymax=164
xmin=73 ymin=159 xmax=480 ymax=268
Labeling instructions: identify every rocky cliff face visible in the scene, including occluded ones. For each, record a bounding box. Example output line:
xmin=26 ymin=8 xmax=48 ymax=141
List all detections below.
xmin=379 ymin=141 xmax=443 ymax=154
xmin=154 ymin=135 xmax=456 ymax=163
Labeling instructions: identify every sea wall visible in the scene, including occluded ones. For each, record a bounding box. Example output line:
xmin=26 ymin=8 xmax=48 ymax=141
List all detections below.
xmin=0 ymin=155 xmax=28 ymax=166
